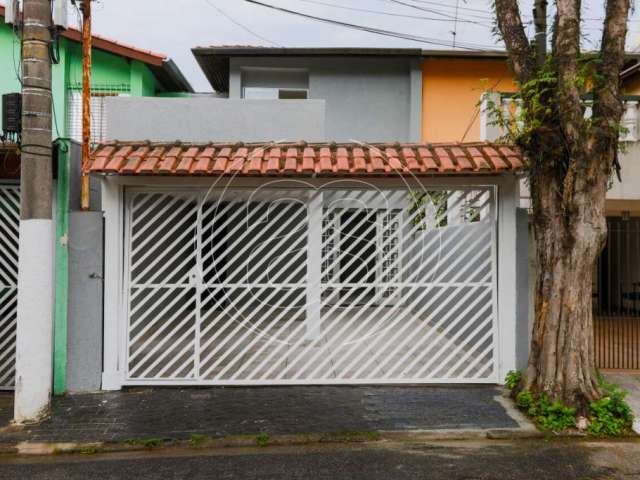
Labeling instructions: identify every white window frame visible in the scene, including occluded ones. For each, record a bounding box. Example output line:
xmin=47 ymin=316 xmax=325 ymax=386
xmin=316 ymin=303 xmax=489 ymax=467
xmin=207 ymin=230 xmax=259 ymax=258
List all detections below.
xmin=242 ymin=87 xmax=309 ymax=100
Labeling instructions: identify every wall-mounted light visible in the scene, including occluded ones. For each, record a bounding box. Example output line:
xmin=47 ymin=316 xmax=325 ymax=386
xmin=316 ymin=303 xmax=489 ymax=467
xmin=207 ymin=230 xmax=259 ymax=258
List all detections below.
xmin=622 ymin=210 xmax=631 ymax=221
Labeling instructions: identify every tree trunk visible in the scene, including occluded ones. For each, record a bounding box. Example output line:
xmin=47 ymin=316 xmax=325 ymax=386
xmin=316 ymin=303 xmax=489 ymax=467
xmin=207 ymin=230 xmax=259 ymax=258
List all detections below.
xmin=525 ymin=172 xmax=608 ymax=412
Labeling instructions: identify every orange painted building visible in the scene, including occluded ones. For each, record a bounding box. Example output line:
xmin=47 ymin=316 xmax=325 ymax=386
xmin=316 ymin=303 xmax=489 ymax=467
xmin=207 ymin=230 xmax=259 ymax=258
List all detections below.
xmin=420 ymin=52 xmax=640 ymax=144
xmin=421 ymin=54 xmax=518 ymax=143
xmin=425 ymin=51 xmax=640 ymax=215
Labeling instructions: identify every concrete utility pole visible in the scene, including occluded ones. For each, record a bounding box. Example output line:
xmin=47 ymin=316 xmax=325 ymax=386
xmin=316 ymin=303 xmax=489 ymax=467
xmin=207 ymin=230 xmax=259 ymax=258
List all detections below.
xmin=533 ymin=0 xmax=548 ymax=68
xmin=80 ymin=0 xmax=91 ymax=211
xmin=14 ymin=0 xmax=55 ymax=422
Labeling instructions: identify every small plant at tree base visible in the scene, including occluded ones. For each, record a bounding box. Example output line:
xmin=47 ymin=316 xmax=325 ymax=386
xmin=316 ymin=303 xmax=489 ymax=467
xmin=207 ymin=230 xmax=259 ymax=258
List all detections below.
xmin=515 ymin=390 xmax=576 ymax=431
xmin=515 ymin=380 xmax=633 ymax=436
xmin=516 ymin=390 xmax=534 ymax=410
xmin=256 ymin=432 xmax=270 ymax=447
xmin=505 ymin=370 xmax=522 ymax=391
xmin=533 ymin=396 xmax=577 ymax=431
xmin=588 ymin=381 xmax=634 ymax=436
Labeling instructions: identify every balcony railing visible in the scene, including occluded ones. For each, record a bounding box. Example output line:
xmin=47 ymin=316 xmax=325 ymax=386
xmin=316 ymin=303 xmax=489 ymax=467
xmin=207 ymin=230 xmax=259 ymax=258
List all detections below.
xmin=480 ymin=93 xmax=640 ymax=142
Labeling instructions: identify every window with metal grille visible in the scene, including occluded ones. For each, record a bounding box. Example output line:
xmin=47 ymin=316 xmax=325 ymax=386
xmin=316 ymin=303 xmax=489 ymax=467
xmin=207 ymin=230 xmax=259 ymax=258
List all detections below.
xmin=379 ymin=210 xmax=402 ymax=301
xmin=66 ymin=83 xmax=130 ymax=144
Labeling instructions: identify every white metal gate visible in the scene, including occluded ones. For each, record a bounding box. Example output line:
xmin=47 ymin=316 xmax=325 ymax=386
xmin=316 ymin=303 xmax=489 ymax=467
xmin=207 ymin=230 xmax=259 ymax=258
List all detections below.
xmin=0 ymin=185 xmax=19 ymax=389
xmin=124 ymin=186 xmax=498 ymax=385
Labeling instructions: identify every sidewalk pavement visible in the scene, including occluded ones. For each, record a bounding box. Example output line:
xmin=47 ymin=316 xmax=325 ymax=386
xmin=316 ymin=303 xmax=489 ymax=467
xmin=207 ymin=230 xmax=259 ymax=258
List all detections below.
xmin=0 ymin=394 xmax=11 ymax=430
xmin=0 ymin=386 xmax=534 ymax=447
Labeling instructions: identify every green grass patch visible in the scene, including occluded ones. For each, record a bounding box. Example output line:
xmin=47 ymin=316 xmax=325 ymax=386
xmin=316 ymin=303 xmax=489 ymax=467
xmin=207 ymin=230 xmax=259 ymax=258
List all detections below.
xmin=142 ymin=438 xmax=163 ymax=448
xmin=79 ymin=446 xmax=98 ymax=455
xmin=256 ymin=432 xmax=270 ymax=447
xmin=189 ymin=434 xmax=210 ymax=446
xmin=125 ymin=437 xmax=165 ymax=448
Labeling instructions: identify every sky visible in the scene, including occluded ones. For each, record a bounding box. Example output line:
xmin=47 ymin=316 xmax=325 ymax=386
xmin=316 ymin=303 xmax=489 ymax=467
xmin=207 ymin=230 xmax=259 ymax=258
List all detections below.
xmin=80 ymin=0 xmax=640 ymax=92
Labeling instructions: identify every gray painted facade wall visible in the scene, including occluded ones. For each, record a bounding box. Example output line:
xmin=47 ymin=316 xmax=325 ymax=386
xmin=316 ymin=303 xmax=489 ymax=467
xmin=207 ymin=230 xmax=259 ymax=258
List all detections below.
xmin=67 ymin=211 xmax=104 ymax=392
xmin=105 ymin=56 xmax=421 ymax=143
xmin=66 ymin=142 xmax=104 ymax=392
xmin=228 ymin=56 xmax=422 ymax=142
xmin=515 ymin=208 xmax=530 ymax=370
xmin=527 ymin=215 xmax=537 ymax=369
xmin=105 ymin=97 xmax=326 ymax=143
xmin=68 ymin=140 xmax=101 ymax=211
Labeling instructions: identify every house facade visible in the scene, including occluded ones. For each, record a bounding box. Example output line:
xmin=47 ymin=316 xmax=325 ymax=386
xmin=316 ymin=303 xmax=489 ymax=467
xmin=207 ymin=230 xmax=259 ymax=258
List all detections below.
xmin=84 ymin=47 xmax=529 ymax=391
xmin=91 ymin=46 xmax=640 ymax=390
xmin=91 ymin=142 xmax=523 ymax=388
xmin=0 ymin=5 xmax=193 ymax=395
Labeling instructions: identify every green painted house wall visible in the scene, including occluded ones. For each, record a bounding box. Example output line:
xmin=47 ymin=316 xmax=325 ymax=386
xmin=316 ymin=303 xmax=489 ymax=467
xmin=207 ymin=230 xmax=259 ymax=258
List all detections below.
xmin=66 ymin=39 xmax=133 ymax=89
xmin=1 ymin=22 xmax=171 ymax=136
xmin=0 ymin=16 xmax=191 ymax=395
xmin=64 ymin=39 xmax=160 ymax=95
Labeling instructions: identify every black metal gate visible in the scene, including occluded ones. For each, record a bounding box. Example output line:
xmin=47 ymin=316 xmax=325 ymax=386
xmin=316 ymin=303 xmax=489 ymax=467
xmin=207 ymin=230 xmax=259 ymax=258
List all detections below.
xmin=594 ymin=217 xmax=640 ymax=370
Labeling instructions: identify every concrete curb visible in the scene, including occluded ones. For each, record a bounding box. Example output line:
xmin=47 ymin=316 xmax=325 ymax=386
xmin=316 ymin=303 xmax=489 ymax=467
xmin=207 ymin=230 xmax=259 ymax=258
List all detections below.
xmin=0 ymin=428 xmax=553 ymax=457
xmin=5 ymin=434 xmax=379 ymax=456
xmin=0 ymin=443 xmax=18 ymax=455
xmin=494 ymin=393 xmax=540 ymax=433
xmin=485 ymin=429 xmax=544 ymax=440
xmin=382 ymin=428 xmax=544 ymax=441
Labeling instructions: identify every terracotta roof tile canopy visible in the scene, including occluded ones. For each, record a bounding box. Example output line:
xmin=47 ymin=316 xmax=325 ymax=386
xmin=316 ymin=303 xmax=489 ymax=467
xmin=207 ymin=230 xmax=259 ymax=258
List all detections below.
xmin=88 ymin=142 xmax=525 ymax=177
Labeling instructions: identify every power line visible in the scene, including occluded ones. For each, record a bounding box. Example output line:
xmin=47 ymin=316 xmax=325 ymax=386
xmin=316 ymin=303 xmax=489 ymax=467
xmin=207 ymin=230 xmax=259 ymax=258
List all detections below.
xmin=292 ymin=0 xmax=492 ymax=27
xmin=204 ymin=0 xmax=282 ymax=47
xmin=460 ymin=78 xmax=502 ymax=142
xmin=385 ymin=0 xmax=460 ymax=20
xmin=384 ymin=0 xmax=492 ymax=22
xmin=406 ymin=0 xmax=496 ymax=16
xmin=452 ymin=0 xmax=460 ymax=48
xmin=243 ymin=0 xmax=501 ymax=50
xmin=404 ymin=0 xmax=640 ymax=24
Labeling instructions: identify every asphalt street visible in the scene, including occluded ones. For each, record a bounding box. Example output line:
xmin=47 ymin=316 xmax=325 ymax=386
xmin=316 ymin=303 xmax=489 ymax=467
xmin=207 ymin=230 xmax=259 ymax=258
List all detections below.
xmin=1 ymin=439 xmax=639 ymax=480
